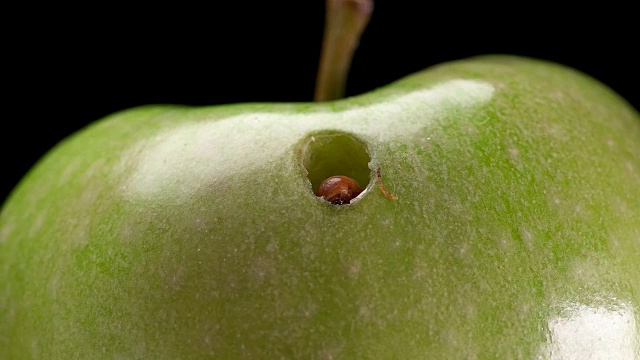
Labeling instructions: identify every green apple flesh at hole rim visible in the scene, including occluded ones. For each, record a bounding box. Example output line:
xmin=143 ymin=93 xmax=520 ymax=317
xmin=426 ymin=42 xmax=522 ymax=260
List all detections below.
xmin=1 ymin=55 xmax=639 ymax=358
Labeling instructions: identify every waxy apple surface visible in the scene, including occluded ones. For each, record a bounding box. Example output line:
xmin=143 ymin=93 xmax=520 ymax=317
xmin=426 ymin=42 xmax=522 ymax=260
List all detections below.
xmin=1 ymin=56 xmax=639 ymax=358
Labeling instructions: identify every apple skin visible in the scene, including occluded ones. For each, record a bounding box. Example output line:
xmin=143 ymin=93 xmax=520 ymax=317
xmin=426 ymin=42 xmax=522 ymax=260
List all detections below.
xmin=1 ymin=55 xmax=639 ymax=359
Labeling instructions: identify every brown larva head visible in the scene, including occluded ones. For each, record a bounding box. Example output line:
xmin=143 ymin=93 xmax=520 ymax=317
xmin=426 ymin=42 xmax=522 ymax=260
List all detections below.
xmin=316 ymin=175 xmax=364 ymax=205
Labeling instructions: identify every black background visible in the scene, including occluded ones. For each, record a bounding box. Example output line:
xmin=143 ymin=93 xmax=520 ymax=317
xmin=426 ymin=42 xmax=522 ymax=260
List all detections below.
xmin=3 ymin=2 xmax=638 ymax=204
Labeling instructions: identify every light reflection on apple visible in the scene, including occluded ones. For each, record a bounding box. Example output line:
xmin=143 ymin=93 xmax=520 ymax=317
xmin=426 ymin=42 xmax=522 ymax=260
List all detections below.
xmin=123 ymin=80 xmax=494 ymax=200
xmin=540 ymin=299 xmax=639 ymax=359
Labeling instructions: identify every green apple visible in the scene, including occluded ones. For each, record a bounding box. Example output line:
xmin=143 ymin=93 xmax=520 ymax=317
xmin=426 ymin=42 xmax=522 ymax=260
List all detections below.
xmin=1 ymin=55 xmax=639 ymax=359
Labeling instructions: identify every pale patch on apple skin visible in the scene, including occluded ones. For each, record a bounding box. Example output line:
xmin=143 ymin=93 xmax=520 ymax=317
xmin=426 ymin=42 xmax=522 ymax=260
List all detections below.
xmin=508 ymin=147 xmax=520 ymax=163
xmin=250 ymin=257 xmax=277 ymax=285
xmin=357 ymin=304 xmax=372 ymax=319
xmin=464 ymin=303 xmax=477 ymax=321
xmin=544 ymin=186 xmax=574 ymax=217
xmin=346 ymin=259 xmax=361 ymax=280
xmin=49 ymin=271 xmax=61 ymax=299
xmin=300 ymin=241 xmax=318 ymax=260
xmin=625 ymin=161 xmax=638 ymax=182
xmin=518 ymin=227 xmax=535 ymax=252
xmin=81 ymin=158 xmax=107 ymax=183
xmin=0 ymin=220 xmax=15 ymax=244
xmin=456 ymin=243 xmax=471 ymax=262
xmin=80 ymin=186 xmax=99 ymax=206
xmin=165 ymin=266 xmax=187 ymax=291
xmin=551 ymin=90 xmax=567 ymax=101
xmin=610 ymin=196 xmax=633 ymax=219
xmin=540 ymin=122 xmax=568 ymax=141
xmin=30 ymin=339 xmax=40 ymax=359
xmin=57 ymin=159 xmax=81 ymax=186
xmin=122 ymin=80 xmax=494 ymax=200
xmin=495 ymin=228 xmax=515 ymax=251
xmin=27 ymin=211 xmax=47 ymax=238
xmin=66 ymin=217 xmax=90 ymax=247
xmin=411 ymin=259 xmax=429 ymax=280
xmin=317 ymin=339 xmax=345 ymax=360
xmin=201 ymin=324 xmax=222 ymax=357
xmin=118 ymin=221 xmax=136 ymax=242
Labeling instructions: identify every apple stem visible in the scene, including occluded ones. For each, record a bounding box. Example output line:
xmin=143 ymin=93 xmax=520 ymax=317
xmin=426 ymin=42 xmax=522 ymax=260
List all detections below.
xmin=314 ymin=0 xmax=373 ymax=102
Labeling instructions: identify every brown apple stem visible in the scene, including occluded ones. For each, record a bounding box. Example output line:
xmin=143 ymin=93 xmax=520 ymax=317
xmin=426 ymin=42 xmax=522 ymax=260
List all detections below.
xmin=314 ymin=0 xmax=373 ymax=102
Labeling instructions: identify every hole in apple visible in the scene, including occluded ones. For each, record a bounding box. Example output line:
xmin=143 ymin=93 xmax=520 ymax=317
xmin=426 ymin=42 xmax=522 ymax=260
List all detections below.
xmin=301 ymin=132 xmax=372 ymax=205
